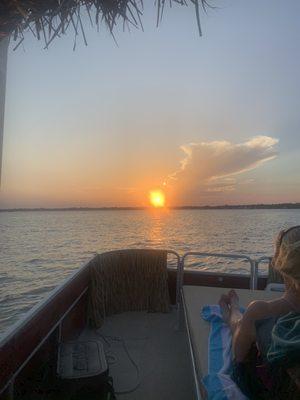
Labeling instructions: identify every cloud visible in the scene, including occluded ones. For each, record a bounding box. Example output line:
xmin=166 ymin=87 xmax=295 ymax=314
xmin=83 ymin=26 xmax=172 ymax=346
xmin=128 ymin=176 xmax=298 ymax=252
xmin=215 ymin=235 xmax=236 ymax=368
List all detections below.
xmin=165 ymin=136 xmax=278 ymax=200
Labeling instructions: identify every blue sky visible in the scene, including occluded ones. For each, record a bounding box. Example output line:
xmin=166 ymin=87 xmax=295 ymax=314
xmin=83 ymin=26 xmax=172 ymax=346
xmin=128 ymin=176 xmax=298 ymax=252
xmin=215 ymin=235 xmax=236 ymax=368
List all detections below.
xmin=1 ymin=0 xmax=300 ymax=207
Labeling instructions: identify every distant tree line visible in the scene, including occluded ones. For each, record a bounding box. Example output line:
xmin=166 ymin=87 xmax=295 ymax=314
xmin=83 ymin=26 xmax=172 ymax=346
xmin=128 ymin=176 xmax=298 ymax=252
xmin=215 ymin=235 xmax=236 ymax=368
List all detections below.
xmin=1 ymin=203 xmax=300 ymax=212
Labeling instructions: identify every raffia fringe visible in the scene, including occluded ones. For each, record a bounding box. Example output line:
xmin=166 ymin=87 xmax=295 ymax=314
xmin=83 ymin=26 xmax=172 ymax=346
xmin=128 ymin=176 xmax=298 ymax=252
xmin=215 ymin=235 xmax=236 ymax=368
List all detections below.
xmin=87 ymin=249 xmax=170 ymax=328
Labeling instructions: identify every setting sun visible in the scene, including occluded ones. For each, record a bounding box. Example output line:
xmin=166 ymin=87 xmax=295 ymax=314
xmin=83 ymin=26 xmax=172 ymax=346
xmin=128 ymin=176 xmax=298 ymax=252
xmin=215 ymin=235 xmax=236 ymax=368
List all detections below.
xmin=149 ymin=190 xmax=165 ymax=208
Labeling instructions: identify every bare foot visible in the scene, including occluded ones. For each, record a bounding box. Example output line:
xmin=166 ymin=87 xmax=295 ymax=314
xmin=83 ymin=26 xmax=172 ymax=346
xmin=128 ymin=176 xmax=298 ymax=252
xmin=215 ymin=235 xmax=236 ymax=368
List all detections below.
xmin=219 ymin=294 xmax=231 ymax=323
xmin=228 ymin=289 xmax=239 ymax=308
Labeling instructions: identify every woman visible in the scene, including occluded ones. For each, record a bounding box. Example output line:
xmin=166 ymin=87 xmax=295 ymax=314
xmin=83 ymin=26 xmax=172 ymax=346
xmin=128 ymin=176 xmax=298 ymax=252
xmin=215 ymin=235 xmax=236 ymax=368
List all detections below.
xmin=218 ymin=226 xmax=300 ymax=398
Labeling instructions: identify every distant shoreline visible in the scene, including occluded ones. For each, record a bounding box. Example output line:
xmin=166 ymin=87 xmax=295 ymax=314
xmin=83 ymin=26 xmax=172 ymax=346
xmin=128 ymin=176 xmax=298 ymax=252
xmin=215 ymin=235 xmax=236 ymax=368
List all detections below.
xmin=1 ymin=203 xmax=300 ymax=212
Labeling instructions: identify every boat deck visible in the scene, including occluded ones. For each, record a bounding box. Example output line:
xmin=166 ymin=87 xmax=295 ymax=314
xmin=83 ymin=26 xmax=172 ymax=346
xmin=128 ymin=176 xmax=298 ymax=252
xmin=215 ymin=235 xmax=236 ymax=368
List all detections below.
xmin=80 ymin=308 xmax=194 ymax=400
xmin=0 ymin=250 xmax=274 ymax=400
xmin=182 ymin=285 xmax=281 ymax=378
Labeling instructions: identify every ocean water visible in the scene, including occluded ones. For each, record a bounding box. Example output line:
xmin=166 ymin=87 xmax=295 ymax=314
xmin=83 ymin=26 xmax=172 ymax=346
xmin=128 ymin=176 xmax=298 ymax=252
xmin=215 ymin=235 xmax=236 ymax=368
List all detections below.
xmin=1 ymin=209 xmax=300 ymax=334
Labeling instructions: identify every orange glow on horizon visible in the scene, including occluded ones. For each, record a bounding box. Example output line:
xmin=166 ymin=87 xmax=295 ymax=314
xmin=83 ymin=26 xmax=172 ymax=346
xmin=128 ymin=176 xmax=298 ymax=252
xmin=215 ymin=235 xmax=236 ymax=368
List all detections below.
xmin=149 ymin=190 xmax=165 ymax=208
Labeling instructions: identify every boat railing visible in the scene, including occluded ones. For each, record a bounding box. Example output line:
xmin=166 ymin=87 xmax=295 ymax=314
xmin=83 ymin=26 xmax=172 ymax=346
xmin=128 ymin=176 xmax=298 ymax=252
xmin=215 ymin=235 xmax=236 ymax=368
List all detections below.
xmin=178 ymin=252 xmax=271 ymax=299
xmin=0 ymin=256 xmax=92 ymax=397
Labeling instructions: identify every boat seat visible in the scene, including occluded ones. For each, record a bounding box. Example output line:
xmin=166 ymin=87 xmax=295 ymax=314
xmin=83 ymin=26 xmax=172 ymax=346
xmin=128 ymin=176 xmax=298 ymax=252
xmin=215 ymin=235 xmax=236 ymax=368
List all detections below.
xmin=182 ymin=285 xmax=282 ymax=398
xmin=265 ymin=283 xmax=285 ymax=292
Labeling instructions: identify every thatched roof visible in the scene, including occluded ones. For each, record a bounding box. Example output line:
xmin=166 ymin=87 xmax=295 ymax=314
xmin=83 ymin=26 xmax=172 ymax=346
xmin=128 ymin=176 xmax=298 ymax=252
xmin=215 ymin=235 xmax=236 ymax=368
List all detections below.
xmin=0 ymin=1 xmax=209 ymax=50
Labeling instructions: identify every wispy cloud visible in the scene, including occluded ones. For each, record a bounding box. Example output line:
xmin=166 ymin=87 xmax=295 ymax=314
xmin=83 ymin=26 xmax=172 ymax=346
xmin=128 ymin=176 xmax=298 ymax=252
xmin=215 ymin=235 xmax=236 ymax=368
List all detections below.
xmin=165 ymin=136 xmax=279 ymax=200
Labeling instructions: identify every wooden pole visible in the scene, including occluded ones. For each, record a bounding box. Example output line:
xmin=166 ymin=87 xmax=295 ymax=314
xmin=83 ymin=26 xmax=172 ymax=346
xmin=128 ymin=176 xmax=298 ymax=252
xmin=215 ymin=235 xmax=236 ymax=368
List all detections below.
xmin=0 ymin=36 xmax=9 ymax=186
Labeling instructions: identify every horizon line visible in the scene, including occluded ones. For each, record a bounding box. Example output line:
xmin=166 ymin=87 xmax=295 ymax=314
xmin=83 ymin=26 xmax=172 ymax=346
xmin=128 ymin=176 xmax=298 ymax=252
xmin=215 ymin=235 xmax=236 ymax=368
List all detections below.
xmin=1 ymin=202 xmax=300 ymax=212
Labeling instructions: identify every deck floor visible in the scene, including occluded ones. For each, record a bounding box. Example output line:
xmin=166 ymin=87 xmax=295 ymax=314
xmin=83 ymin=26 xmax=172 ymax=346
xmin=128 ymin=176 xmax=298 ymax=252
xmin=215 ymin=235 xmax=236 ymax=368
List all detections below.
xmin=80 ymin=308 xmax=194 ymax=400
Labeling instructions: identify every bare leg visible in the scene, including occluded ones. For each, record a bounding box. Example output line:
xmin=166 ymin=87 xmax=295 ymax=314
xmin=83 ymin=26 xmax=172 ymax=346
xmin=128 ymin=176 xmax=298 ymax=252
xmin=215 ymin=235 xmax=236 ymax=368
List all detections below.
xmin=218 ymin=290 xmax=243 ymax=334
xmin=218 ymin=294 xmax=231 ymax=324
xmin=228 ymin=290 xmax=243 ymax=334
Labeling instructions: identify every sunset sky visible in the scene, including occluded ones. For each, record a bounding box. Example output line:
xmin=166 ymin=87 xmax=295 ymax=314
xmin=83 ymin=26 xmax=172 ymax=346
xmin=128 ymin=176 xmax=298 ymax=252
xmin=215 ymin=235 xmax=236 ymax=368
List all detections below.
xmin=1 ymin=0 xmax=300 ymax=208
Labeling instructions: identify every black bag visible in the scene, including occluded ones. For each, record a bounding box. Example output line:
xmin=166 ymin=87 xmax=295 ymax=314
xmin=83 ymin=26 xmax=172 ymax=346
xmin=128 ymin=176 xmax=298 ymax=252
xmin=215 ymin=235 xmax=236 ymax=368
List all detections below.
xmin=70 ymin=376 xmax=117 ymax=400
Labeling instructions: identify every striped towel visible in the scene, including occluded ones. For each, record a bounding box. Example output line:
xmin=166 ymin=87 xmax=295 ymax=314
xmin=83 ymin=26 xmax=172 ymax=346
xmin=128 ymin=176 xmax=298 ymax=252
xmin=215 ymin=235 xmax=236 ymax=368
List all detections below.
xmin=201 ymin=304 xmax=248 ymax=400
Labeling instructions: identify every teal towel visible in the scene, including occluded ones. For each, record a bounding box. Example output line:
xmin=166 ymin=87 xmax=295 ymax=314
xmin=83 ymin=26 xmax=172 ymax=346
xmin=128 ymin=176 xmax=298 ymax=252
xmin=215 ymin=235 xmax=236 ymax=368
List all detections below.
xmin=267 ymin=312 xmax=300 ymax=365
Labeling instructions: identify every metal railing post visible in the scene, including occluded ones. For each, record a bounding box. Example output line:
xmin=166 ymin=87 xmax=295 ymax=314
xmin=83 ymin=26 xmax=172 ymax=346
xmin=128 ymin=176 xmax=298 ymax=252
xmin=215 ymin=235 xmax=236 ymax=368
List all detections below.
xmin=256 ymin=256 xmax=273 ymax=286
xmin=250 ymin=260 xmax=258 ymax=290
xmin=175 ymin=257 xmax=182 ymax=308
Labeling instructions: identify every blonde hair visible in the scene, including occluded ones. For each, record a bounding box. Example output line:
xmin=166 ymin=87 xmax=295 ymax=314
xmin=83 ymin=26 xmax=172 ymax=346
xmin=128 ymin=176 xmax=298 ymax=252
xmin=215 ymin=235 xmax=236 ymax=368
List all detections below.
xmin=273 ymin=226 xmax=300 ymax=290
